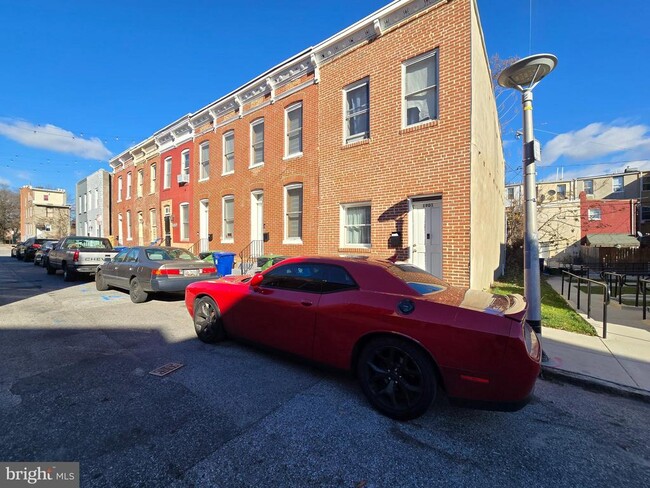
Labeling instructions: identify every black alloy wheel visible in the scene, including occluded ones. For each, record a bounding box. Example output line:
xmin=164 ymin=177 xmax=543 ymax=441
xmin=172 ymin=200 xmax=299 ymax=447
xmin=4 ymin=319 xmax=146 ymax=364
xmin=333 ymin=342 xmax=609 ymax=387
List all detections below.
xmin=129 ymin=278 xmax=148 ymax=303
xmin=358 ymin=337 xmax=436 ymax=420
xmin=63 ymin=264 xmax=76 ymax=282
xmin=193 ymin=296 xmax=226 ymax=343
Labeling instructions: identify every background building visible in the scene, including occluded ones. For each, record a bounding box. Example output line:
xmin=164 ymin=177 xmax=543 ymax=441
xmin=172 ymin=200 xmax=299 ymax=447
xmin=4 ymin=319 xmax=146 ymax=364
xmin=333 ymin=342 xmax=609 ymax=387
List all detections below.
xmin=19 ymin=186 xmax=70 ymax=239
xmin=76 ymin=169 xmax=112 ymax=237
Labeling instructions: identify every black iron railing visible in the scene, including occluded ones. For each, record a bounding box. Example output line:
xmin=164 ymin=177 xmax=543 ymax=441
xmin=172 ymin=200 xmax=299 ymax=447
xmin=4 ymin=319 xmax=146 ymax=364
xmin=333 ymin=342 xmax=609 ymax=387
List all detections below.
xmin=239 ymin=240 xmax=263 ymax=275
xmin=561 ymin=270 xmax=611 ymax=338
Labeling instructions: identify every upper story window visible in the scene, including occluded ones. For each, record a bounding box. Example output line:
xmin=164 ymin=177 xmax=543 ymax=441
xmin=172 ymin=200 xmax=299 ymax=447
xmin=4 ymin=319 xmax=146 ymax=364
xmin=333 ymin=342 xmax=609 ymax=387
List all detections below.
xmin=163 ymin=157 xmax=172 ymax=189
xmin=199 ymin=142 xmax=210 ymax=180
xmin=126 ymin=172 xmax=132 ymax=199
xmin=643 ymin=177 xmax=650 ymax=192
xmin=94 ymin=189 xmax=99 ymax=208
xmin=284 ymin=184 xmax=303 ymax=243
xmin=137 ymin=170 xmax=143 ymax=198
xmin=344 ymin=78 xmax=369 ymax=143
xmin=588 ymin=208 xmax=601 ymax=221
xmin=612 ymin=176 xmax=623 ymax=193
xmin=642 ymin=206 xmax=650 ymax=222
xmin=223 ymin=131 xmax=235 ymax=175
xmin=181 ymin=150 xmax=190 ymax=177
xmin=150 ymin=163 xmax=157 ymax=194
xmin=506 ymin=187 xmax=515 ymax=200
xmin=556 ymin=184 xmax=567 ymax=198
xmin=78 ymin=195 xmax=83 ymax=213
xmin=117 ymin=176 xmax=123 ymax=202
xmin=250 ymin=119 xmax=265 ymax=167
xmin=285 ymin=103 xmax=303 ymax=158
xmin=403 ymin=49 xmax=439 ymax=127
xmin=583 ymin=179 xmax=593 ymax=195
xmin=222 ymin=195 xmax=234 ymax=242
xmin=179 ymin=203 xmax=189 ymax=241
xmin=341 ymin=203 xmax=371 ymax=248
xmin=150 ymin=208 xmax=158 ymax=241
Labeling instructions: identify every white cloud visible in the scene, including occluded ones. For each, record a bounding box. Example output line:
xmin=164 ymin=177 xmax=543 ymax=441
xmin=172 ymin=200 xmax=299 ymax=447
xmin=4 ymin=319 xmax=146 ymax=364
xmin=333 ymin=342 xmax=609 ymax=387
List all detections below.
xmin=0 ymin=120 xmax=112 ymax=160
xmin=542 ymin=122 xmax=650 ymax=165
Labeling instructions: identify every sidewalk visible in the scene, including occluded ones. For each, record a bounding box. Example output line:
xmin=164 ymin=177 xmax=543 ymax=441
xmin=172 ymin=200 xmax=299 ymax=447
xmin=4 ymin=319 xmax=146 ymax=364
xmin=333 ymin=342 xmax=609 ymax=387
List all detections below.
xmin=541 ymin=275 xmax=650 ymax=401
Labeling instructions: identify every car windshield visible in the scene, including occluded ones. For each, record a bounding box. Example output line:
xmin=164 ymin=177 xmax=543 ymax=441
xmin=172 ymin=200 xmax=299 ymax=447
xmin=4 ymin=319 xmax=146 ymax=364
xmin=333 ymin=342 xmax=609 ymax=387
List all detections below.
xmin=386 ymin=263 xmax=448 ymax=295
xmin=146 ymin=248 xmax=198 ymax=261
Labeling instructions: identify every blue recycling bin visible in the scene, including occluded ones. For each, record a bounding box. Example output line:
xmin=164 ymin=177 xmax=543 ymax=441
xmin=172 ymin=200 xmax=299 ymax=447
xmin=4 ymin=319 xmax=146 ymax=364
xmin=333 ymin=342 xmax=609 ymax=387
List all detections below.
xmin=213 ymin=252 xmax=235 ymax=277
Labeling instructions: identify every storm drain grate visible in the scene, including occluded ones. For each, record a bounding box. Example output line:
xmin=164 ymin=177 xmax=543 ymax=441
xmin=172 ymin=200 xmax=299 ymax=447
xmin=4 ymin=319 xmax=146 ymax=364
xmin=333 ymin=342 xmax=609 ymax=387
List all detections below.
xmin=149 ymin=362 xmax=184 ymax=377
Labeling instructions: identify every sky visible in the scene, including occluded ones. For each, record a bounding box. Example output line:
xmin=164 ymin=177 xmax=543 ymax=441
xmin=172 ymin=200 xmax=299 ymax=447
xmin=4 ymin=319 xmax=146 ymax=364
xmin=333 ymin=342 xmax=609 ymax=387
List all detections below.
xmin=1 ymin=0 xmax=649 ymax=201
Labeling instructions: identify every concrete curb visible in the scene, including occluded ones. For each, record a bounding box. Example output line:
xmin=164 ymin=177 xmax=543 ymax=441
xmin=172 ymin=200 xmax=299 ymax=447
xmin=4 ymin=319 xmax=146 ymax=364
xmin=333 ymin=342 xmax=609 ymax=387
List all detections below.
xmin=541 ymin=365 xmax=650 ymax=404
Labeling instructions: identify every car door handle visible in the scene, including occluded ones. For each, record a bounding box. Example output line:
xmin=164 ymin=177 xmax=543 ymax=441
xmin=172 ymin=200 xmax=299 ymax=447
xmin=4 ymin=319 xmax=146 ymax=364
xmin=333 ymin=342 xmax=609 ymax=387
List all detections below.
xmin=301 ymin=300 xmax=313 ymax=307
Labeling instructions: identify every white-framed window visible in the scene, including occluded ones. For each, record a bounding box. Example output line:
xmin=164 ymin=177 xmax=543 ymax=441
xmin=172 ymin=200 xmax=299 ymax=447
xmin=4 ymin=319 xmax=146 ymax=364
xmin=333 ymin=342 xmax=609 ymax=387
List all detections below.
xmin=94 ymin=189 xmax=99 ymax=209
xmin=164 ymin=157 xmax=172 ymax=189
xmin=87 ymin=191 xmax=92 ymax=211
xmin=612 ymin=176 xmax=623 ymax=193
xmin=250 ymin=118 xmax=264 ymax=167
xmin=284 ymin=184 xmax=303 ymax=243
xmin=506 ymin=187 xmax=515 ymax=200
xmin=126 ymin=210 xmax=132 ymax=240
xmin=285 ymin=103 xmax=303 ymax=158
xmin=556 ymin=184 xmax=567 ymax=198
xmin=584 ymin=179 xmax=593 ymax=195
xmin=341 ymin=203 xmax=371 ymax=248
xmin=117 ymin=214 xmax=123 ymax=244
xmin=126 ymin=172 xmax=132 ymax=199
xmin=179 ymin=203 xmax=189 ymax=241
xmin=199 ymin=142 xmax=210 ymax=180
xmin=222 ymin=195 xmax=234 ymax=242
xmin=403 ymin=49 xmax=439 ymax=127
xmin=223 ymin=131 xmax=235 ymax=175
xmin=150 ymin=163 xmax=157 ymax=193
xmin=181 ymin=149 xmax=190 ymax=177
xmin=344 ymin=78 xmax=369 ymax=143
xmin=588 ymin=208 xmax=601 ymax=221
xmin=150 ymin=208 xmax=158 ymax=241
xmin=78 ymin=195 xmax=83 ymax=213
xmin=117 ymin=176 xmax=123 ymax=202
xmin=137 ymin=169 xmax=143 ymax=198
xmin=638 ymin=205 xmax=650 ymax=223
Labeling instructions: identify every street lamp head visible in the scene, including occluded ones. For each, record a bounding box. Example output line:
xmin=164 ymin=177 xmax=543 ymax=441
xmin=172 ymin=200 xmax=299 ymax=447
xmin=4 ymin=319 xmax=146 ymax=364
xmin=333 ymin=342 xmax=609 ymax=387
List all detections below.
xmin=497 ymin=53 xmax=558 ymax=91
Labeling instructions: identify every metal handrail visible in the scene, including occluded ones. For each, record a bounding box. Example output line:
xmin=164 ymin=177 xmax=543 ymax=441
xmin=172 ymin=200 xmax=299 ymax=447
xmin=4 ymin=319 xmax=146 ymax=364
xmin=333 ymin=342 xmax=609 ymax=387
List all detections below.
xmin=639 ymin=278 xmax=650 ymax=320
xmin=602 ymin=271 xmax=626 ymax=305
xmin=561 ymin=271 xmax=610 ymax=338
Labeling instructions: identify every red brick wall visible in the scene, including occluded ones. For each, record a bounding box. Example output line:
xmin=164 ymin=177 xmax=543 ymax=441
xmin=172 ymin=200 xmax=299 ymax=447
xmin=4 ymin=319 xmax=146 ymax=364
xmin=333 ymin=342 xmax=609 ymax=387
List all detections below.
xmin=317 ymin=0 xmax=472 ymax=286
xmin=191 ymin=80 xmax=319 ymax=258
xmin=580 ymin=192 xmax=636 ymax=237
xmin=159 ymin=142 xmax=194 ymax=245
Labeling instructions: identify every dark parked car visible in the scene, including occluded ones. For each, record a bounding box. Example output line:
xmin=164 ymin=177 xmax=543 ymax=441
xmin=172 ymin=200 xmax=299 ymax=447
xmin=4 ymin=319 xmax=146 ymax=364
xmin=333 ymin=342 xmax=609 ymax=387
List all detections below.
xmin=186 ymin=257 xmax=540 ymax=420
xmin=34 ymin=240 xmax=59 ymax=267
xmin=95 ymin=246 xmax=218 ymax=303
xmin=13 ymin=241 xmax=27 ymax=259
xmin=22 ymin=237 xmax=51 ymax=262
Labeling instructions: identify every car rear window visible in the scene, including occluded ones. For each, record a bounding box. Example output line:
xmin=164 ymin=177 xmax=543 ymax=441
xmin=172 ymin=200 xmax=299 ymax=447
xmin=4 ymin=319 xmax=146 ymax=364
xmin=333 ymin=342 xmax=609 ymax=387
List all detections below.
xmin=386 ymin=263 xmax=448 ymax=295
xmin=146 ymin=248 xmax=197 ymax=261
xmin=64 ymin=238 xmax=112 ymax=250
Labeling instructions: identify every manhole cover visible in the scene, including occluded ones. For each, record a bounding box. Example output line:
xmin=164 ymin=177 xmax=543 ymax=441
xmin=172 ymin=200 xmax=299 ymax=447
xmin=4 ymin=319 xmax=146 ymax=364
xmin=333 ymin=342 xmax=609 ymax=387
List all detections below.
xmin=149 ymin=362 xmax=184 ymax=377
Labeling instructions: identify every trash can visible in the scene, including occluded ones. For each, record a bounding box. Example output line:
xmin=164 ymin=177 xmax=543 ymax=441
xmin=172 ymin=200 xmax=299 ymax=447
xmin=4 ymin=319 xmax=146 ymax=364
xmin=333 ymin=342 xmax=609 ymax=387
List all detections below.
xmin=213 ymin=252 xmax=236 ymax=276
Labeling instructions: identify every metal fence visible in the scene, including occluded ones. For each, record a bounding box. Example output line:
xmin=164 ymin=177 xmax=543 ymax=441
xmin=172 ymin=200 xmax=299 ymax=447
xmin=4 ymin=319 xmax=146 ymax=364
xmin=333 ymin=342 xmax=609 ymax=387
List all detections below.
xmin=561 ymin=271 xmax=610 ymax=338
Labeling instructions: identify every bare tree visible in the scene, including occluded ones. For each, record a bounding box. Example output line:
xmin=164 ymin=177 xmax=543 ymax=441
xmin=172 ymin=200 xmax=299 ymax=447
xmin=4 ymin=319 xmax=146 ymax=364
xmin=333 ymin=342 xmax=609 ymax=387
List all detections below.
xmin=0 ymin=185 xmax=20 ymax=243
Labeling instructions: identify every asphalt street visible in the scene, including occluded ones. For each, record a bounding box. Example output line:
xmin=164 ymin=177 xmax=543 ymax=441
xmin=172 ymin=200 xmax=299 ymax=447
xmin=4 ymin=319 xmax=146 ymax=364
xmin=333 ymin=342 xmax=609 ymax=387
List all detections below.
xmin=0 ymin=248 xmax=648 ymax=487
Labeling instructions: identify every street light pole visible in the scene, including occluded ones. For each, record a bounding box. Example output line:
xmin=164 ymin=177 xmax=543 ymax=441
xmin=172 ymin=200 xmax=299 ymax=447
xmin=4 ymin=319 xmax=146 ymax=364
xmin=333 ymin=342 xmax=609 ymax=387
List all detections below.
xmin=498 ymin=54 xmax=558 ymax=337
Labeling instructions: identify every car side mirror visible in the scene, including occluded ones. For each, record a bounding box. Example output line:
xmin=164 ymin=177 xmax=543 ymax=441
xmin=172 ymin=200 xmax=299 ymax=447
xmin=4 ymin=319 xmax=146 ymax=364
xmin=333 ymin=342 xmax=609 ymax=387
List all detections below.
xmin=250 ymin=273 xmax=264 ymax=287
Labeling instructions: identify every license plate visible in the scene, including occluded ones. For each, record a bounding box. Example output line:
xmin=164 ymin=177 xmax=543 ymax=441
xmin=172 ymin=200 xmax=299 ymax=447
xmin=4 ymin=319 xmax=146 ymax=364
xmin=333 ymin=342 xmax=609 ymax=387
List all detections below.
xmin=183 ymin=269 xmax=199 ymax=277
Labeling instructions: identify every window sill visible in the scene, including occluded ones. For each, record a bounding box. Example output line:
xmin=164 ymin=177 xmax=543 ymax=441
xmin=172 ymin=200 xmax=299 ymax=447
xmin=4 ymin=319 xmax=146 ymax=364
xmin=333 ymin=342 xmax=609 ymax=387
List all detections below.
xmin=198 ymin=178 xmax=210 ymax=183
xmin=249 ymin=163 xmax=264 ymax=169
xmin=400 ymin=119 xmax=439 ymax=134
xmin=283 ymin=239 xmax=303 ymax=245
xmin=342 ymin=138 xmax=371 ymax=149
xmin=283 ymin=152 xmax=303 ymax=161
xmin=222 ymin=171 xmax=234 ymax=177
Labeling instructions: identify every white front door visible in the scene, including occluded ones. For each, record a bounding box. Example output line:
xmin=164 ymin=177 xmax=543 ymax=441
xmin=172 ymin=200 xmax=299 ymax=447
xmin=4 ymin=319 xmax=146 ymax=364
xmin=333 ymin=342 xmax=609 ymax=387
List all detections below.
xmin=410 ymin=199 xmax=443 ymax=278
xmin=137 ymin=213 xmax=144 ymax=246
xmin=250 ymin=191 xmax=264 ymax=256
xmin=199 ymin=200 xmax=209 ymax=253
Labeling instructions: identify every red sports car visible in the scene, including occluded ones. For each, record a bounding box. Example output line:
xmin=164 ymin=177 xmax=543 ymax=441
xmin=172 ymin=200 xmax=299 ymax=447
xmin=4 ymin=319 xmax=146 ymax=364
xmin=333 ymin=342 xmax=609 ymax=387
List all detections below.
xmin=185 ymin=257 xmax=541 ymax=420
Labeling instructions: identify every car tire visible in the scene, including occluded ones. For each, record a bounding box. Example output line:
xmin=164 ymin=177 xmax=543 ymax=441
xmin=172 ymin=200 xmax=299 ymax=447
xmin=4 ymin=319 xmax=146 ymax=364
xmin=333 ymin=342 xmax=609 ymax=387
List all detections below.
xmin=63 ymin=264 xmax=76 ymax=282
xmin=23 ymin=254 xmax=29 ymax=262
xmin=33 ymin=259 xmax=39 ymax=266
xmin=357 ymin=337 xmax=436 ymax=421
xmin=46 ymin=263 xmax=56 ymax=275
xmin=193 ymin=296 xmax=226 ymax=343
xmin=129 ymin=278 xmax=148 ymax=303
xmin=95 ymin=271 xmax=109 ymax=291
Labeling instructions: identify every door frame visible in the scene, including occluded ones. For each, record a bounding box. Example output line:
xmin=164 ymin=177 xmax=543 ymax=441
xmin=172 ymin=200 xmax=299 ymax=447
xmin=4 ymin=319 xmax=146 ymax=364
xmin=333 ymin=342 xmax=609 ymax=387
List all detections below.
xmin=408 ymin=195 xmax=443 ymax=275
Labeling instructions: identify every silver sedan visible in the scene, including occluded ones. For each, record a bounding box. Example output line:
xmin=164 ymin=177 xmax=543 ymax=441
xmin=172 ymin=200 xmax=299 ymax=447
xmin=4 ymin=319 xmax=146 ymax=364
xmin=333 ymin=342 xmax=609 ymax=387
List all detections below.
xmin=95 ymin=246 xmax=218 ymax=303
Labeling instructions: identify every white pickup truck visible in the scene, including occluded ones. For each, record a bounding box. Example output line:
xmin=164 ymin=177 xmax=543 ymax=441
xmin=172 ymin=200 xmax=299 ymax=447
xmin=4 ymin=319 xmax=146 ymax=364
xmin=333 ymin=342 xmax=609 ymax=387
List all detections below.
xmin=47 ymin=236 xmax=118 ymax=281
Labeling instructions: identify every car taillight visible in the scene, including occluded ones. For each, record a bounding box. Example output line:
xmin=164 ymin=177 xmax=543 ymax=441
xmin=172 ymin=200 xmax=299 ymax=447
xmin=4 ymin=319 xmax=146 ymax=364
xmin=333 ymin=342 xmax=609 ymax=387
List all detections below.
xmin=33 ymin=244 xmax=41 ymax=249
xmin=523 ymin=321 xmax=541 ymax=359
xmin=152 ymin=269 xmax=181 ymax=276
xmin=201 ymin=267 xmax=216 ymax=274
xmin=73 ymin=250 xmax=80 ymax=262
